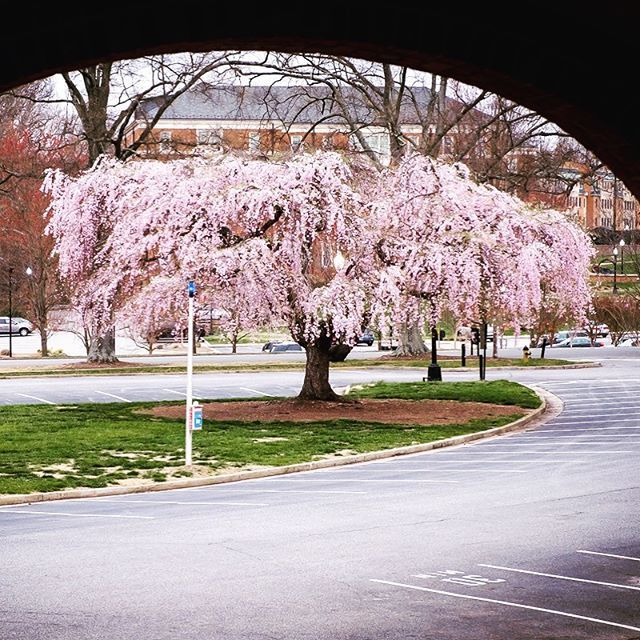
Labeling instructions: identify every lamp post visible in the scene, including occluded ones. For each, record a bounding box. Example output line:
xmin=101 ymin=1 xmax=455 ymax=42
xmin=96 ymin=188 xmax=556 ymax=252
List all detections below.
xmin=426 ymin=326 xmax=442 ymax=381
xmin=185 ymin=279 xmax=196 ymax=466
xmin=7 ymin=267 xmax=13 ymax=358
xmin=613 ymin=246 xmax=618 ymax=293
xmin=619 ymin=238 xmax=625 ymax=276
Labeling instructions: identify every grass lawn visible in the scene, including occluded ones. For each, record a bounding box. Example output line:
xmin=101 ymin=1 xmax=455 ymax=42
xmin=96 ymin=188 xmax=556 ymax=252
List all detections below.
xmin=0 ymin=380 xmax=540 ymax=495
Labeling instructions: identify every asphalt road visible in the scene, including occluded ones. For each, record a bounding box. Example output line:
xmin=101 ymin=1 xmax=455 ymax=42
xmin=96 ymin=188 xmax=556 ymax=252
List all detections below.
xmin=1 ymin=361 xmax=639 ymax=638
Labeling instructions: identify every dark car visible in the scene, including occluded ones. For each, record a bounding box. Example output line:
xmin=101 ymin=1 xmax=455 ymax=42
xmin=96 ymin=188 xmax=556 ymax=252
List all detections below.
xmin=269 ymin=342 xmax=304 ymax=353
xmin=262 ymin=340 xmax=281 ymax=352
xmin=355 ymin=330 xmax=375 ymax=346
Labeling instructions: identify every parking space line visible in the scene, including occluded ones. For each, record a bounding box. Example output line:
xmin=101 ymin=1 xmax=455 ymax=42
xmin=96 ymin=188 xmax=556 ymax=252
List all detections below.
xmin=263 ymin=478 xmax=459 ymax=483
xmin=239 ymin=387 xmax=273 ymax=397
xmin=15 ymin=393 xmax=56 ymax=405
xmin=0 ymin=509 xmax=153 ymax=519
xmin=95 ymin=390 xmax=132 ymax=403
xmin=515 ymin=435 xmax=640 ymax=439
xmin=162 ymin=388 xmax=189 ymax=397
xmin=370 ymin=579 xmax=640 ymax=633
xmin=194 ymin=488 xmax=367 ymax=494
xmin=534 ymin=427 xmax=640 ymax=432
xmin=478 ymin=563 xmax=640 ymax=591
xmin=477 ymin=444 xmax=636 ymax=450
xmin=366 ymin=468 xmax=527 ymax=473
xmin=551 ymin=418 xmax=640 ymax=425
xmin=577 ymin=550 xmax=640 ymax=562
xmin=79 ymin=498 xmax=268 ymax=506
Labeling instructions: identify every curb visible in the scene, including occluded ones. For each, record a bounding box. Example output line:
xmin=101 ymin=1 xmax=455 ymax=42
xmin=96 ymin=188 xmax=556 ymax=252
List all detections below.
xmin=0 ymin=385 xmax=558 ymax=506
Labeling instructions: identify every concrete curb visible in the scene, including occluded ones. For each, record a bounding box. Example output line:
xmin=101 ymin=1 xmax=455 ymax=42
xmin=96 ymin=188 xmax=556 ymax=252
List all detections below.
xmin=0 ymin=385 xmax=558 ymax=506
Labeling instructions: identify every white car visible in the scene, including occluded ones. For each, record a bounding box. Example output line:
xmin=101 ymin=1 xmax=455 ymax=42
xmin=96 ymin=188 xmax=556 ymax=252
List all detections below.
xmin=0 ymin=316 xmax=33 ymax=336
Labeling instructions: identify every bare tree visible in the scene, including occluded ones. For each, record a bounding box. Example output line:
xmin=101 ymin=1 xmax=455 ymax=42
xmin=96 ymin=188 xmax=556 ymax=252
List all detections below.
xmin=13 ymin=53 xmax=249 ymax=362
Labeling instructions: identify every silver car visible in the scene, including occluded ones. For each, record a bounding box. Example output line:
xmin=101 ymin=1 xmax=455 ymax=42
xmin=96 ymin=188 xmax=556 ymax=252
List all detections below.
xmin=0 ymin=316 xmax=33 ymax=336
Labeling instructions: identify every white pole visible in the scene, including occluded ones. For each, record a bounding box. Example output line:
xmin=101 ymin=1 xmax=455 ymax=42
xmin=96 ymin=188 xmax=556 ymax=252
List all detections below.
xmin=185 ymin=282 xmax=195 ymax=466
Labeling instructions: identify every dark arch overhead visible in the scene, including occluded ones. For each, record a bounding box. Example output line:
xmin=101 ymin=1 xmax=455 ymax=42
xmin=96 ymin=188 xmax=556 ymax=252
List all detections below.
xmin=5 ymin=3 xmax=639 ymax=198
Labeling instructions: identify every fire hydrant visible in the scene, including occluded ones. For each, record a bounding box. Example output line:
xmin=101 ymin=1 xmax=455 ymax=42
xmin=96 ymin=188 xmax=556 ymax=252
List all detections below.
xmin=522 ymin=345 xmax=531 ymax=361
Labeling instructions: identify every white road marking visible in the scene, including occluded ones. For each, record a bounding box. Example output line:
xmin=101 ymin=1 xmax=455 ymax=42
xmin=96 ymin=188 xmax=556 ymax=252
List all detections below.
xmin=263 ymin=478 xmax=459 ymax=483
xmin=577 ymin=550 xmax=640 ymax=562
xmin=194 ymin=488 xmax=367 ymax=494
xmin=0 ymin=509 xmax=153 ymax=519
xmin=397 ymin=457 xmax=586 ymax=462
xmin=95 ymin=390 xmax=132 ymax=403
xmin=239 ymin=387 xmax=273 ymax=397
xmin=15 ymin=393 xmax=56 ymax=405
xmin=478 ymin=443 xmax=637 ymax=449
xmin=561 ymin=403 xmax=640 ymax=409
xmin=534 ymin=427 xmax=640 ymax=432
xmin=370 ymin=579 xmax=640 ymax=633
xmin=162 ymin=388 xmax=189 ymax=397
xmin=515 ymin=434 xmax=640 ymax=439
xmin=551 ymin=418 xmax=640 ymax=425
xmin=369 ymin=468 xmax=527 ymax=473
xmin=478 ymin=563 xmax=640 ymax=591
xmin=77 ymin=499 xmax=268 ymax=506
xmin=553 ymin=411 xmax=640 ymax=424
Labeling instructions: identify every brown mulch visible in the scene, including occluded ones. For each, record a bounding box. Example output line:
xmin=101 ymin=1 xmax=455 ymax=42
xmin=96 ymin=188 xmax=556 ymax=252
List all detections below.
xmin=144 ymin=398 xmax=526 ymax=425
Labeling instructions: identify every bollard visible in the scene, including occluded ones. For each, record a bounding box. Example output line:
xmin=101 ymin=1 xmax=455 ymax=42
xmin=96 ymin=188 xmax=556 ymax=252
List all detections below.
xmin=540 ymin=337 xmax=547 ymax=359
xmin=461 ymin=343 xmax=466 ymax=367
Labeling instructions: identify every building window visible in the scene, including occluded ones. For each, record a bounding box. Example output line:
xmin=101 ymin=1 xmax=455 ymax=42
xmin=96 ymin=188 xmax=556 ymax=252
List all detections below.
xmin=357 ymin=130 xmax=391 ymax=165
xmin=247 ymin=132 xmax=261 ymax=152
xmin=290 ymin=134 xmax=303 ymax=152
xmin=197 ymin=129 xmax=221 ymax=146
xmin=159 ymin=130 xmax=172 ymax=154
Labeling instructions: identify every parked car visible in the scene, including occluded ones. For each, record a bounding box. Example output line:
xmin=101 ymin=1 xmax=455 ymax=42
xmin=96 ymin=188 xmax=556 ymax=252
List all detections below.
xmin=355 ymin=330 xmax=375 ymax=346
xmin=554 ymin=336 xmax=604 ymax=347
xmin=0 ymin=316 xmax=33 ymax=336
xmin=269 ymin=342 xmax=304 ymax=353
xmin=549 ymin=330 xmax=588 ymax=345
xmin=262 ymin=340 xmax=281 ymax=352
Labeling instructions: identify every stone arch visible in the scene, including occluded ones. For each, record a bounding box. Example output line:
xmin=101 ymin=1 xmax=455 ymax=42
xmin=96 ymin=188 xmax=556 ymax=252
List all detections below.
xmin=1 ymin=4 xmax=637 ymax=198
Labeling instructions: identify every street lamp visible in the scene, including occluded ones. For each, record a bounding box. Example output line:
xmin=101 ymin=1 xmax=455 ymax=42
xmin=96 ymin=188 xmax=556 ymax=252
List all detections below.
xmin=619 ymin=238 xmax=625 ymax=276
xmin=613 ymin=246 xmax=619 ymax=293
xmin=185 ymin=279 xmax=196 ymax=466
xmin=7 ymin=267 xmax=13 ymax=358
xmin=426 ymin=326 xmax=442 ymax=381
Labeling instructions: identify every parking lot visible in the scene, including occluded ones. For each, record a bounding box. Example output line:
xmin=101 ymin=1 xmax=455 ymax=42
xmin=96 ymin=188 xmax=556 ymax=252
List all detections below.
xmin=1 ymin=374 xmax=639 ymax=639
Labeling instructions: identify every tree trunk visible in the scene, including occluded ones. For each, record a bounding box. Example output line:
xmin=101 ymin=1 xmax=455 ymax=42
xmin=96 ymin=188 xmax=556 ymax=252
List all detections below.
xmin=39 ymin=332 xmax=48 ymax=358
xmin=393 ymin=320 xmax=428 ymax=356
xmin=298 ymin=338 xmax=340 ymax=401
xmin=87 ymin=327 xmax=118 ymax=363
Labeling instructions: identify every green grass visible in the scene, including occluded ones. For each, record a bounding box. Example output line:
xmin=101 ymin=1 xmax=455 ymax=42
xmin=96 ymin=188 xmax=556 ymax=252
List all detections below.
xmin=350 ymin=379 xmax=542 ymax=408
xmin=0 ymin=380 xmax=539 ymax=495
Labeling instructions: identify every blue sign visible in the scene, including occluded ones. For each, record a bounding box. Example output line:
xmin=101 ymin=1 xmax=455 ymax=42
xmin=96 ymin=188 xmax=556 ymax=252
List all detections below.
xmin=192 ymin=405 xmax=203 ymax=431
xmin=187 ymin=280 xmax=196 ymax=298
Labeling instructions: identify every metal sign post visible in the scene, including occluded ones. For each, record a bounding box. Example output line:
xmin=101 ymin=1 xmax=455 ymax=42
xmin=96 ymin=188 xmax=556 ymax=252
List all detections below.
xmin=185 ymin=280 xmax=196 ymax=466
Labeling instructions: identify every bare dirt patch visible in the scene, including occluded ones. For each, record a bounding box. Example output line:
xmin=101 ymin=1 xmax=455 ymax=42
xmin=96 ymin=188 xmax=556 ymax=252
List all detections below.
xmin=144 ymin=398 xmax=526 ymax=425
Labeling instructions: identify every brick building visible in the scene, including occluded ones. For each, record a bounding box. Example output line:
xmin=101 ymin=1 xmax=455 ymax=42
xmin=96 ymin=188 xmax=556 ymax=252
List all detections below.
xmin=123 ymin=84 xmax=464 ymax=166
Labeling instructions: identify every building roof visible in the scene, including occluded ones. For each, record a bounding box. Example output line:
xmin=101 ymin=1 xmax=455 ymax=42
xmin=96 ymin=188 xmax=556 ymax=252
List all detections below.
xmin=138 ymin=84 xmax=455 ymax=126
